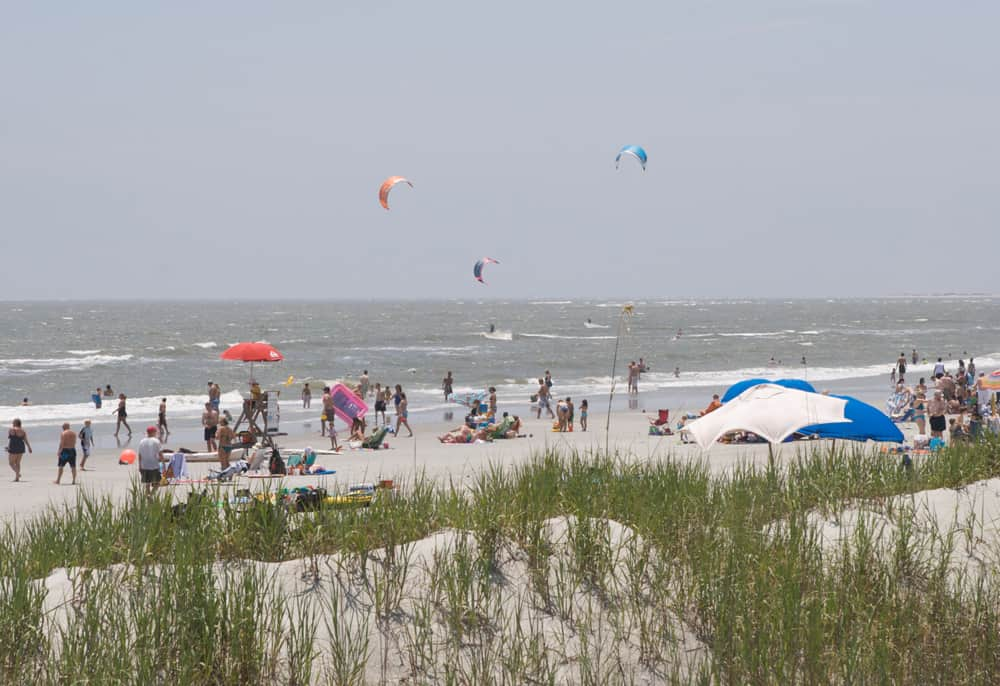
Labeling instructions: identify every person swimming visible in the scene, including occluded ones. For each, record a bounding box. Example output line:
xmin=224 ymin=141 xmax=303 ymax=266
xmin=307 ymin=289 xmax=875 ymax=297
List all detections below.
xmin=489 ymin=323 xmax=495 ymax=333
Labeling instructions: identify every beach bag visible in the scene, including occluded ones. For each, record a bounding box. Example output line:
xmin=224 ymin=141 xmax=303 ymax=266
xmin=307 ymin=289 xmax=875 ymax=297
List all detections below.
xmin=268 ymin=449 xmax=286 ymax=475
xmin=295 ymin=488 xmax=327 ymax=512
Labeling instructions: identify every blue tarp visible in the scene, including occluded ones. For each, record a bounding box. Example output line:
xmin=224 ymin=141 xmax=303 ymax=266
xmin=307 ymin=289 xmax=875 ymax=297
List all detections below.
xmin=721 ymin=378 xmax=817 ymax=403
xmin=798 ymin=395 xmax=903 ymax=443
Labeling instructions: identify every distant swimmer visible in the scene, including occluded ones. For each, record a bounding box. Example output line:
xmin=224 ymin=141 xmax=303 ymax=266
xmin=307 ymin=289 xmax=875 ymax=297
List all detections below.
xmin=911 ymin=349 xmax=918 ymax=365
xmin=801 ymin=356 xmax=807 ymax=366
xmin=768 ymin=357 xmax=777 ymax=366
xmin=587 ymin=318 xmax=592 ymax=324
xmin=489 ymin=323 xmax=495 ymax=333
xmin=674 ymin=366 xmax=680 ymax=378
xmin=103 ymin=384 xmax=114 ymax=398
xmin=20 ymin=398 xmax=29 ymax=406
xmin=676 ymin=328 xmax=682 ymax=338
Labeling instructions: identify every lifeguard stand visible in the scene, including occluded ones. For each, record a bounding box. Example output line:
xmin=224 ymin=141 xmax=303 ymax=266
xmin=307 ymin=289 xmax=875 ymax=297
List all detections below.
xmin=232 ymin=389 xmax=284 ymax=449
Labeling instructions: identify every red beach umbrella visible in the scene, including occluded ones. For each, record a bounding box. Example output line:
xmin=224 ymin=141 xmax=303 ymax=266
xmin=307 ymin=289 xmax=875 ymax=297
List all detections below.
xmin=220 ymin=342 xmax=283 ymax=382
xmin=220 ymin=342 xmax=284 ymax=363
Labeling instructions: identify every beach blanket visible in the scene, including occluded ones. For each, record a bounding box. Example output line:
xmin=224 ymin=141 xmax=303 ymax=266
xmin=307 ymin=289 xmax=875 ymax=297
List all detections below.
xmin=167 ymin=452 xmax=190 ymax=480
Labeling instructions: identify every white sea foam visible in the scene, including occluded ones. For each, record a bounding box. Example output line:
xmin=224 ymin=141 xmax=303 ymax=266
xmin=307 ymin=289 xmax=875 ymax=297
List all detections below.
xmin=193 ymin=342 xmax=217 ymax=349
xmin=0 ymin=354 xmax=134 ymax=375
xmin=0 ymin=390 xmax=245 ymax=427
xmin=530 ymin=300 xmax=572 ymax=305
xmin=66 ymin=350 xmax=101 ymax=356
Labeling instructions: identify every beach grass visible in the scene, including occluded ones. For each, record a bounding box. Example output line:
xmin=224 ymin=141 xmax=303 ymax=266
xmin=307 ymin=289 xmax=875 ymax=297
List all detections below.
xmin=2 ymin=437 xmax=1000 ymax=683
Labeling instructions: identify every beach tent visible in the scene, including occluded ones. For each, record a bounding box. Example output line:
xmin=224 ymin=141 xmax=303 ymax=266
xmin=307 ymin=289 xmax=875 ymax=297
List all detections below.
xmin=797 ymin=395 xmax=903 ymax=443
xmin=721 ymin=378 xmax=816 ymax=403
xmin=685 ymin=384 xmax=849 ymax=450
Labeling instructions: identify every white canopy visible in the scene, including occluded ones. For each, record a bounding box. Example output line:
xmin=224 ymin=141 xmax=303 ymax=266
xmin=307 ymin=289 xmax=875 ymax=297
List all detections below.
xmin=684 ymin=384 xmax=850 ymax=449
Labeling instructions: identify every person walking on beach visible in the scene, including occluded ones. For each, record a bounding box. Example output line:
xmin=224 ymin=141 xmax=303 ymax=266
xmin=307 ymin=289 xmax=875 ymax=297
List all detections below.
xmin=395 ymin=393 xmax=413 ymax=437
xmin=137 ymin=426 xmax=163 ymax=495
xmin=896 ymin=352 xmax=907 ymax=378
xmin=301 ymin=383 xmax=311 ymax=409
xmin=321 ymin=387 xmax=335 ymax=437
xmin=536 ymin=378 xmax=554 ymax=419
xmin=202 ymin=402 xmax=218 ymax=452
xmin=928 ymin=391 xmax=947 ymax=440
xmin=374 ymin=383 xmax=386 ymax=426
xmin=579 ymin=399 xmax=588 ymax=431
xmin=359 ymin=370 xmax=370 ymax=400
xmin=55 ymin=423 xmax=78 ymax=485
xmin=7 ymin=418 xmax=31 ymax=482
xmin=216 ymin=418 xmax=234 ymax=470
xmin=392 ymin=384 xmax=403 ymax=415
xmin=442 ymin=371 xmax=454 ymax=401
xmin=625 ymin=362 xmax=635 ymax=394
xmin=79 ymin=420 xmax=94 ymax=471
xmin=157 ymin=398 xmax=169 ymax=440
xmin=113 ymin=394 xmax=131 ymax=437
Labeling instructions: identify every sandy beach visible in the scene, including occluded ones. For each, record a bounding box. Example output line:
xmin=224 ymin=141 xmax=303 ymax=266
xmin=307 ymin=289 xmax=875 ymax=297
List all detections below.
xmin=0 ymin=404 xmax=940 ymax=521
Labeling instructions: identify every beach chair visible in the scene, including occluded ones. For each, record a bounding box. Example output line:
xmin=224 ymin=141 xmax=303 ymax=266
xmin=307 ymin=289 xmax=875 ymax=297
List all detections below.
xmin=362 ymin=426 xmax=390 ymax=449
xmin=648 ymin=409 xmax=669 ymax=426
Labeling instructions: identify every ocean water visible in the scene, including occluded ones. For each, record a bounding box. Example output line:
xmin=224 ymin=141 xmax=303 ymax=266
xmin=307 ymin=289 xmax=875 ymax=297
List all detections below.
xmin=1 ymin=298 xmax=998 ymax=430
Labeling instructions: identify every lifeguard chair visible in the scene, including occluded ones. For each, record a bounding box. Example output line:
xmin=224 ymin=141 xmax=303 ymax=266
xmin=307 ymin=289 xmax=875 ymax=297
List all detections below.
xmin=232 ymin=389 xmax=285 ymax=449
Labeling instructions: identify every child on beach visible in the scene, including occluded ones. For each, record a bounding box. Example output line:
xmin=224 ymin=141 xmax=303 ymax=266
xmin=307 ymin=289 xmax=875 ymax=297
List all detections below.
xmin=580 ymin=400 xmax=588 ymax=431
xmin=79 ymin=420 xmax=94 ymax=470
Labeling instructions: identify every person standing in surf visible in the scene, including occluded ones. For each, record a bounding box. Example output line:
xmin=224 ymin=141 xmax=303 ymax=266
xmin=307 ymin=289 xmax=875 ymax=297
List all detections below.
xmin=442 ymin=371 xmax=454 ymax=401
xmin=359 ymin=370 xmax=370 ymax=399
xmin=301 ymin=382 xmax=311 ymax=409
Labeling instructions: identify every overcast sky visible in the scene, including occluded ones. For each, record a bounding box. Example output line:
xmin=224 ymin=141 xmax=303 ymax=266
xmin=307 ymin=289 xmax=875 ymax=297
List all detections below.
xmin=1 ymin=1 xmax=997 ymax=300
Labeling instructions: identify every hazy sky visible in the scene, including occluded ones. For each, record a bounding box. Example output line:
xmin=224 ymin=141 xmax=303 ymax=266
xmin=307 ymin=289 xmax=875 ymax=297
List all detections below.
xmin=2 ymin=1 xmax=997 ymax=300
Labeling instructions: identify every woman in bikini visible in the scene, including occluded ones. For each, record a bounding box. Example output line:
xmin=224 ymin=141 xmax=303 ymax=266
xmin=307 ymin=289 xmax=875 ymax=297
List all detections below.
xmin=913 ymin=393 xmax=927 ymax=435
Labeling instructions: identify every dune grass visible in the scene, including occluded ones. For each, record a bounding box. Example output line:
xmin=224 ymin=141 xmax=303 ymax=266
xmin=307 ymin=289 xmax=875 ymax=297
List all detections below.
xmin=2 ymin=437 xmax=1000 ymax=683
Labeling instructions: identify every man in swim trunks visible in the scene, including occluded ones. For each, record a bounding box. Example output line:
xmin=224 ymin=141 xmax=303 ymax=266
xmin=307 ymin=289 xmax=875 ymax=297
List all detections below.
xmin=359 ymin=370 xmax=370 ymax=399
xmin=202 ymin=402 xmax=219 ymax=452
xmin=208 ymin=381 xmax=221 ymax=410
xmin=55 ymin=423 xmax=78 ymax=485
xmin=137 ymin=425 xmax=164 ymax=495
xmin=927 ymin=391 xmax=947 ymax=440
xmin=536 ymin=379 xmax=554 ymax=419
